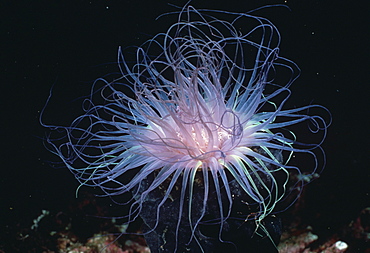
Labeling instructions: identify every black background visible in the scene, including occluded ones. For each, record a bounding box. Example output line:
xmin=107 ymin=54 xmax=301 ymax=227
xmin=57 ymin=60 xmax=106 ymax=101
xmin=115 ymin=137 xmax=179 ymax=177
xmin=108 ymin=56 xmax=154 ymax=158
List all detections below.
xmin=1 ymin=0 xmax=369 ymax=250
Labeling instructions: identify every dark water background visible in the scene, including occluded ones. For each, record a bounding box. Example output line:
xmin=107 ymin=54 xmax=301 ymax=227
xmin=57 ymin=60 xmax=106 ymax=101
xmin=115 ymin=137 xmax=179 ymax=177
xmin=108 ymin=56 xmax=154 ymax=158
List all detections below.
xmin=1 ymin=0 xmax=368 ymax=250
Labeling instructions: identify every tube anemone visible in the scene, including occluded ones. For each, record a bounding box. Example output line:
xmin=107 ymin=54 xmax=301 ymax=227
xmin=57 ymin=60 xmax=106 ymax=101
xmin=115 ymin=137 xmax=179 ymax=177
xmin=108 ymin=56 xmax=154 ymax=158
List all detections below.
xmin=43 ymin=5 xmax=329 ymax=252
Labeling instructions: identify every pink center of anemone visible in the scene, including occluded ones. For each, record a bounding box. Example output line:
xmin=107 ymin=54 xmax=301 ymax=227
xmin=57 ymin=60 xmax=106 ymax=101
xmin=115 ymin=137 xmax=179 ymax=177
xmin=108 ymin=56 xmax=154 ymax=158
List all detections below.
xmin=134 ymin=75 xmax=244 ymax=165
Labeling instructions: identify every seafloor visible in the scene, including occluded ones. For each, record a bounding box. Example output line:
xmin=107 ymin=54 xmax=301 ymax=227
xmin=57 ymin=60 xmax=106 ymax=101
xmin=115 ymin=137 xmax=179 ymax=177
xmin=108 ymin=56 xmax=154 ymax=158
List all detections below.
xmin=0 ymin=189 xmax=368 ymax=253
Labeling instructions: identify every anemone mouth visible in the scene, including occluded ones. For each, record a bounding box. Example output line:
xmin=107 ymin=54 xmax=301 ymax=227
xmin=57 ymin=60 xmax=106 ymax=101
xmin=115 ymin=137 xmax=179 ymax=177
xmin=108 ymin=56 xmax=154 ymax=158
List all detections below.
xmin=42 ymin=5 xmax=329 ymax=251
xmin=135 ymin=99 xmax=242 ymax=163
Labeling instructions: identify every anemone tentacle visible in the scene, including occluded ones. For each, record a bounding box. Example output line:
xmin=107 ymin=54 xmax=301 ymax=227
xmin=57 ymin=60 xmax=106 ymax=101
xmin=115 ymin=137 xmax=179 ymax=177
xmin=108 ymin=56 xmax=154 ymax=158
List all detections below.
xmin=43 ymin=5 xmax=329 ymax=250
